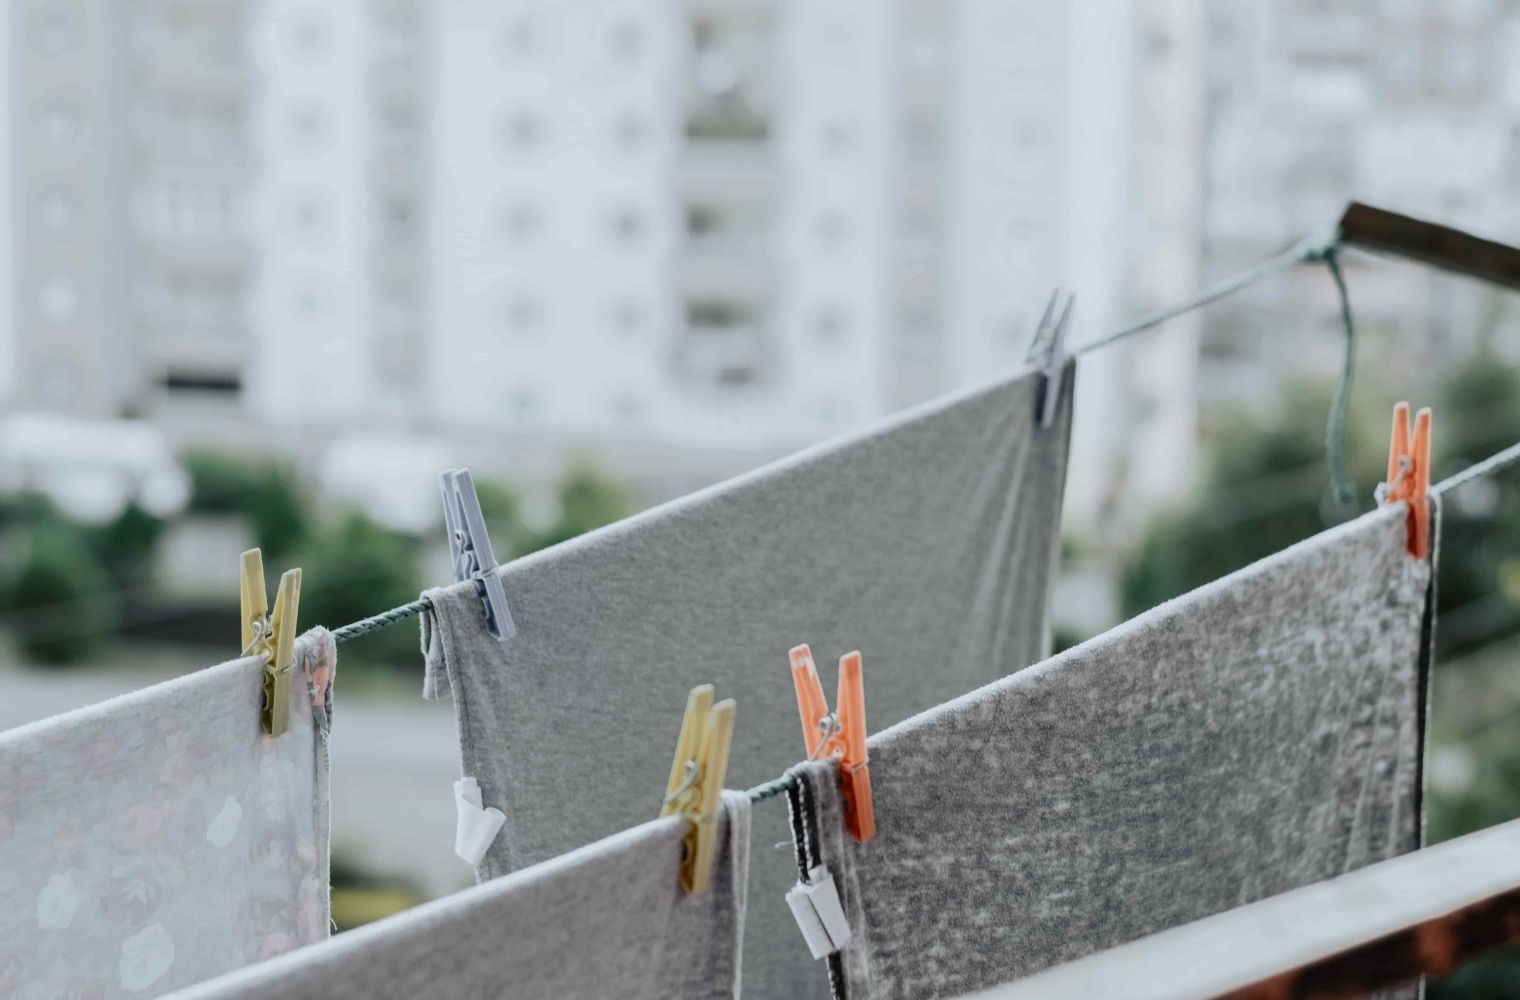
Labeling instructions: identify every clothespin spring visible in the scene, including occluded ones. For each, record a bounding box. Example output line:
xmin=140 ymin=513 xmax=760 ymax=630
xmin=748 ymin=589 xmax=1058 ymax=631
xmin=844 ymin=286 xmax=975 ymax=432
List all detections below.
xmin=808 ymin=714 xmax=842 ymax=762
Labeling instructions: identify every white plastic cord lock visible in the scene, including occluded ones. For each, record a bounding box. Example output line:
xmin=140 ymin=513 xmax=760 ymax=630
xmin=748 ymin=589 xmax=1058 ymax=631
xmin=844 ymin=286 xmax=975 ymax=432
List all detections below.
xmin=785 ymin=865 xmax=851 ymax=959
xmin=453 ymin=777 xmax=505 ymax=867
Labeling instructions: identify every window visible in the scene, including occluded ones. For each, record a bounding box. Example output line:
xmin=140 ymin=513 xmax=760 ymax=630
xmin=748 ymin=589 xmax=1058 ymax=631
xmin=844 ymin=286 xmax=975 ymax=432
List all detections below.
xmin=37 ymin=191 xmax=75 ymax=234
xmin=294 ymin=282 xmax=327 ymax=319
xmin=614 ymin=392 xmax=642 ymax=418
xmin=608 ymin=20 xmax=641 ymax=66
xmin=509 ymin=387 xmax=538 ymax=419
xmin=501 ymin=109 xmax=545 ymax=153
xmin=37 ymin=100 xmax=82 ymax=144
xmin=290 ymin=104 xmax=329 ymax=147
xmin=501 ymin=16 xmax=537 ymax=60
xmin=821 ymin=119 xmax=854 ymax=157
xmin=289 ymin=193 xmax=325 ymax=235
xmin=814 ymin=210 xmax=851 ymax=248
xmin=289 ymin=12 xmax=329 ymax=58
xmin=814 ymin=305 xmax=848 ymax=344
xmin=615 ymin=113 xmax=646 ymax=152
xmin=504 ymin=293 xmax=544 ymax=336
xmin=501 ymin=201 xmax=543 ymax=244
xmin=38 ymin=279 xmax=78 ymax=324
xmin=609 ymin=206 xmax=646 ymax=246
xmin=32 ymin=10 xmax=79 ymax=56
xmin=611 ymin=298 xmax=644 ymax=335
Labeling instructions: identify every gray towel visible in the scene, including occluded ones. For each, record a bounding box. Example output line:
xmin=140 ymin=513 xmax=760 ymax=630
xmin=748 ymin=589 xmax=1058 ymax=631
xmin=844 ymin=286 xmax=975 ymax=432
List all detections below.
xmin=788 ymin=505 xmax=1436 ymax=999
xmin=421 ymin=364 xmax=1074 ymax=997
xmin=0 ymin=629 xmax=336 ymax=998
xmin=164 ymin=793 xmax=752 ymax=1000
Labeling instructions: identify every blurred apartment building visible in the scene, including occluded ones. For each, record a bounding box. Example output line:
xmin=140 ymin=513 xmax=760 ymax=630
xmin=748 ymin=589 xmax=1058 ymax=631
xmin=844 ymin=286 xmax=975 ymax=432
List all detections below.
xmin=1198 ymin=0 xmax=1520 ymax=416
xmin=0 ymin=0 xmax=1151 ymax=518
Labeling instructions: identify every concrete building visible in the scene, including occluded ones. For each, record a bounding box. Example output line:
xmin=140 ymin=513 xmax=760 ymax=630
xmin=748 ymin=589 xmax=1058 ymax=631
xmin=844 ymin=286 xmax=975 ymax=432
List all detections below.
xmin=8 ymin=0 xmax=132 ymax=418
xmin=0 ymin=0 xmax=1184 ymax=529
xmin=1199 ymin=0 xmax=1520 ymax=416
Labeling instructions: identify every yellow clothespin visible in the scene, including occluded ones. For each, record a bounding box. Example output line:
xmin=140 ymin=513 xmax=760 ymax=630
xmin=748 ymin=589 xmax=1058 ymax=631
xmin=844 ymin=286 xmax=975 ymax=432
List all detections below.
xmin=240 ymin=548 xmax=302 ymax=738
xmin=659 ymin=685 xmax=736 ymax=894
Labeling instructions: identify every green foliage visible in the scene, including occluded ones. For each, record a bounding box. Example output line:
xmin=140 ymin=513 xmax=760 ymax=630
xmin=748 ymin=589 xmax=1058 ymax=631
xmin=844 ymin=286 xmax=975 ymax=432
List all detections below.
xmin=521 ymin=464 xmax=633 ymax=555
xmin=1430 ymin=355 xmax=1520 ymax=658
xmin=182 ymin=450 xmax=254 ymax=514
xmin=1120 ymin=383 xmax=1385 ymax=618
xmin=7 ymin=519 xmax=116 ymax=665
xmin=297 ymin=510 xmax=421 ymax=667
xmin=87 ymin=502 xmax=165 ymax=591
xmin=473 ymin=478 xmax=526 ymax=558
xmin=183 ymin=449 xmax=310 ymax=559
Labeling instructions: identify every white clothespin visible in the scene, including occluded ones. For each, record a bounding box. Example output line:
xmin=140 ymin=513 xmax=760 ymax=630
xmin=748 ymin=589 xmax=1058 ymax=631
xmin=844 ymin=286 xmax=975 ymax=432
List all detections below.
xmin=1025 ymin=288 xmax=1075 ymax=428
xmin=786 ymin=865 xmax=852 ymax=959
xmin=452 ymin=777 xmax=506 ymax=867
xmin=440 ymin=468 xmax=516 ymax=641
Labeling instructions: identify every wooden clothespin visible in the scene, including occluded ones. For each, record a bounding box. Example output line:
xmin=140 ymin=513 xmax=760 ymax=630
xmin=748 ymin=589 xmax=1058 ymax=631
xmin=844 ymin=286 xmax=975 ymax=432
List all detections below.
xmin=441 ymin=468 xmax=515 ymax=641
xmin=1379 ymin=402 xmax=1433 ymax=559
xmin=1025 ymin=288 xmax=1075 ymax=429
xmin=660 ymin=685 xmax=736 ymax=894
xmin=240 ymin=548 xmax=302 ymax=737
xmin=790 ymin=644 xmax=875 ymax=842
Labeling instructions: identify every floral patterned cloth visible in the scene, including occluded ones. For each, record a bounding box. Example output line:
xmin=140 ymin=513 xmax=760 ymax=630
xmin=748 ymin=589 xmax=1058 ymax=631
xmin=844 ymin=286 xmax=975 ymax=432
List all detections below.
xmin=0 ymin=628 xmax=335 ymax=998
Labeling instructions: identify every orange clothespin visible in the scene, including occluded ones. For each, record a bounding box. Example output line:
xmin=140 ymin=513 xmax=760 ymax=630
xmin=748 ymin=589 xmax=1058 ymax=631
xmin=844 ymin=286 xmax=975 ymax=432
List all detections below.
xmin=660 ymin=685 xmax=735 ymax=894
xmin=790 ymin=644 xmax=875 ymax=842
xmin=1380 ymin=402 xmax=1433 ymax=559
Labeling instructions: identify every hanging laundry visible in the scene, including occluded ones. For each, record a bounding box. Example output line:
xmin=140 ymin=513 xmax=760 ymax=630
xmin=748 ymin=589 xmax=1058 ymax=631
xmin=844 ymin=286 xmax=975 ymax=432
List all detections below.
xmin=420 ymin=364 xmax=1074 ymax=997
xmin=0 ymin=628 xmax=336 ymax=998
xmin=786 ymin=505 xmax=1434 ymax=999
xmin=163 ymin=792 xmax=752 ymax=1000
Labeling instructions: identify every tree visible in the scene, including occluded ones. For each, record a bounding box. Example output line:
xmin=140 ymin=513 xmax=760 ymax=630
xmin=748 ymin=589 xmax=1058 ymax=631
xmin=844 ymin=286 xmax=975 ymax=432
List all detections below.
xmin=522 ymin=464 xmax=632 ymax=554
xmin=296 ymin=511 xmax=421 ymax=668
xmin=182 ymin=449 xmax=311 ymax=560
xmin=1120 ymin=382 xmax=1385 ymax=619
xmin=472 ymin=478 xmax=527 ymax=558
xmin=7 ymin=520 xmax=116 ymax=665
xmin=88 ymin=502 xmax=165 ymax=591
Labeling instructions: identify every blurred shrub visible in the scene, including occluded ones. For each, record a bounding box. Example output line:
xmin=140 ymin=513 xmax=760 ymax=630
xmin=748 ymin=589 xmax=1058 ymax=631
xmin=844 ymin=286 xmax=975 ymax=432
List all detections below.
xmin=88 ymin=502 xmax=165 ymax=591
xmin=1121 ymin=382 xmax=1384 ymax=618
xmin=297 ymin=511 xmax=421 ymax=667
xmin=329 ymin=852 xmax=424 ymax=933
xmin=473 ymin=478 xmax=526 ymax=558
xmin=183 ymin=449 xmax=310 ymax=560
xmin=1429 ymin=354 xmax=1520 ymax=659
xmin=7 ymin=519 xmax=116 ymax=665
xmin=521 ymin=464 xmax=633 ymax=555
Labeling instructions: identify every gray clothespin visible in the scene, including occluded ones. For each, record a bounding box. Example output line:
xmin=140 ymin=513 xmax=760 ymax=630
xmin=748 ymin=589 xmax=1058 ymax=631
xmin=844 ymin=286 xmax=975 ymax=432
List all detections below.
xmin=441 ymin=468 xmax=516 ymax=641
xmin=1025 ymin=288 xmax=1075 ymax=428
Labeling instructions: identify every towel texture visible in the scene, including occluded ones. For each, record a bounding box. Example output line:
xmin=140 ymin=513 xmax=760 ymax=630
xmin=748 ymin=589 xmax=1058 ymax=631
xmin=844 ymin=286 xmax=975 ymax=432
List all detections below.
xmin=0 ymin=628 xmax=336 ymax=998
xmin=165 ymin=792 xmax=752 ymax=1000
xmin=789 ymin=506 xmax=1435 ymax=999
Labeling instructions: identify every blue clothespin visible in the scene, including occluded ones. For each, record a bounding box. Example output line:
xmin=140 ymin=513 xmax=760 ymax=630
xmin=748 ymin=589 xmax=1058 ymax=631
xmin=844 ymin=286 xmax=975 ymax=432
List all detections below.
xmin=1025 ymin=288 xmax=1075 ymax=428
xmin=440 ymin=468 xmax=516 ymax=641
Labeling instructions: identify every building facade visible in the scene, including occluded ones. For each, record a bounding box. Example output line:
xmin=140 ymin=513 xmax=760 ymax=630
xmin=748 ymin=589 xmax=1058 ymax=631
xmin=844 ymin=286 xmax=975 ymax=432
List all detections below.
xmin=0 ymin=0 xmax=1190 ymax=523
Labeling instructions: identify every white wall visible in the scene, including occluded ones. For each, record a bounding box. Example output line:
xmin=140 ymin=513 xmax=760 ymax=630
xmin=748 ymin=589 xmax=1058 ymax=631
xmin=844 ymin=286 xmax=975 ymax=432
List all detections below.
xmin=771 ymin=0 xmax=894 ymax=437
xmin=425 ymin=0 xmax=681 ymax=440
xmin=249 ymin=0 xmax=372 ymax=424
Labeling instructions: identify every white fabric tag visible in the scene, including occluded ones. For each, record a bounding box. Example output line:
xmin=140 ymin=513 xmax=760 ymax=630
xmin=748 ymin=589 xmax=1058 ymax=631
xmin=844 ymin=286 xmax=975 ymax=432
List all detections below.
xmin=453 ymin=776 xmax=506 ymax=867
xmin=785 ymin=865 xmax=852 ymax=959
